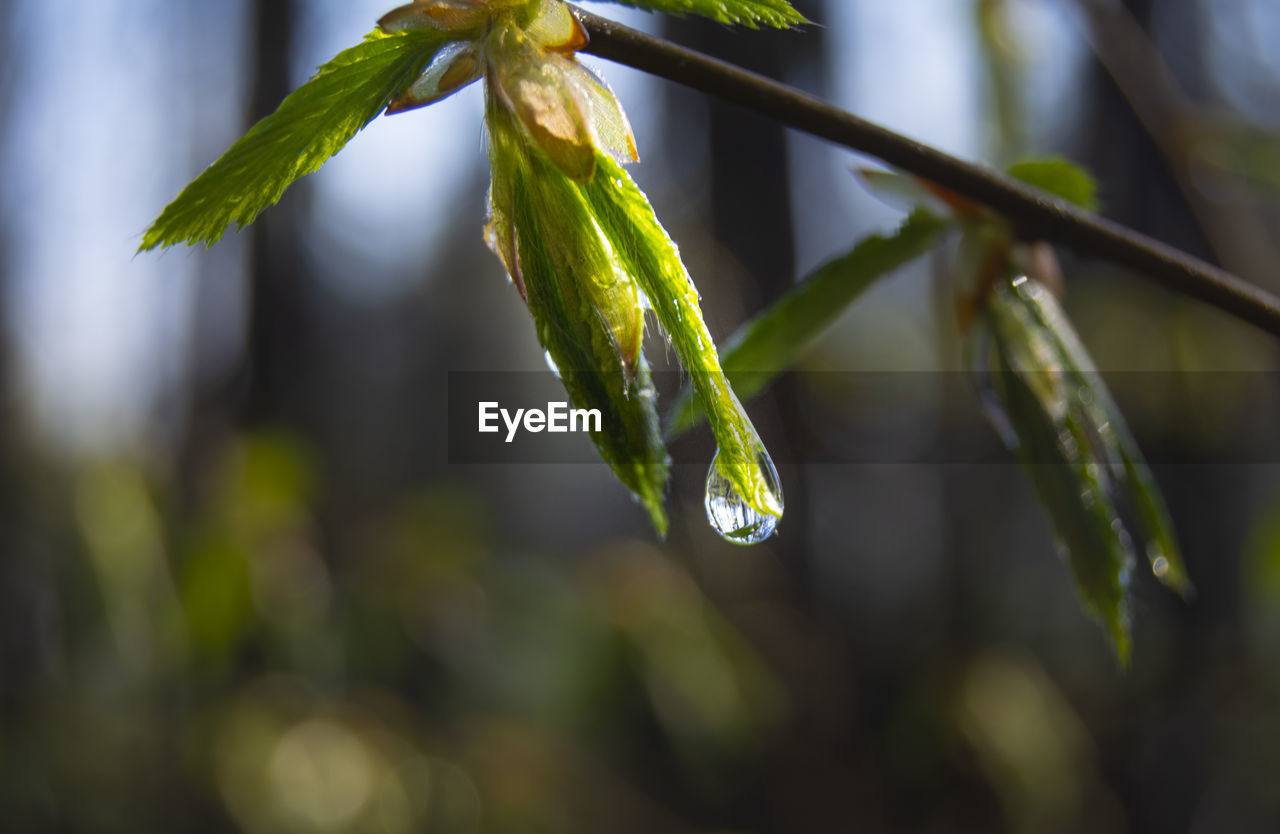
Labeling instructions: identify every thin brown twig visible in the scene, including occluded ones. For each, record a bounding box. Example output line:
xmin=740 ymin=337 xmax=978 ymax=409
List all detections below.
xmin=571 ymin=6 xmax=1280 ymax=339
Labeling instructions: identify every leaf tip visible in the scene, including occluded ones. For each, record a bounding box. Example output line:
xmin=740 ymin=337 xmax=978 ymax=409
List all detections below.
xmin=1113 ymin=633 xmax=1132 ymax=670
xmin=1007 ymin=156 xmax=1101 ymax=212
xmin=646 ymin=501 xmax=670 ymax=539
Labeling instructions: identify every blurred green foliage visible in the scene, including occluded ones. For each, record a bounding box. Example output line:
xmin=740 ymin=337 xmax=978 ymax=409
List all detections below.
xmin=2 ymin=433 xmax=801 ymax=832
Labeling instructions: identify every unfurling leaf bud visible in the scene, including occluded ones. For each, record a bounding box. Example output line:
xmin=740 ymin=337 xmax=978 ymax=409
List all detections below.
xmin=486 ymin=98 xmax=668 ymax=532
xmin=964 ymin=245 xmax=1191 ymax=663
xmin=476 ymin=0 xmax=782 ymax=537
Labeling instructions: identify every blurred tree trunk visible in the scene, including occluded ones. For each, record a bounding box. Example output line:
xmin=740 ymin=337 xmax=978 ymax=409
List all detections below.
xmin=1078 ymin=7 xmax=1243 ymax=832
xmin=661 ymin=21 xmax=802 ymax=304
xmin=0 ymin=13 xmax=56 ymax=820
xmin=0 ymin=0 xmax=16 ymax=715
xmin=1078 ymin=0 xmax=1213 ymax=262
xmin=243 ymin=0 xmax=311 ymax=427
xmin=0 ymin=0 xmax=11 ymax=529
xmin=174 ymin=0 xmax=315 ymax=515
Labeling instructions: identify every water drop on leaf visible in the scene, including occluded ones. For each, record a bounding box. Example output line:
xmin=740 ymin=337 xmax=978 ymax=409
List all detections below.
xmin=544 ymin=349 xmax=561 ymax=379
xmin=1152 ymin=554 xmax=1170 ymax=580
xmin=704 ymin=449 xmax=783 ymax=545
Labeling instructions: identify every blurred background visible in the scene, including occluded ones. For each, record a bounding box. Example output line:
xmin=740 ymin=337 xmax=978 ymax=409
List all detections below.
xmin=2 ymin=0 xmax=1280 ymax=831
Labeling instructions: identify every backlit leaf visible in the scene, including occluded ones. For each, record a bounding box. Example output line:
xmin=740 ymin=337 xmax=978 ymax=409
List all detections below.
xmin=141 ymin=29 xmax=448 ymax=250
xmin=596 ymin=0 xmax=807 ymax=28
xmin=1007 ymin=156 xmax=1100 ymax=212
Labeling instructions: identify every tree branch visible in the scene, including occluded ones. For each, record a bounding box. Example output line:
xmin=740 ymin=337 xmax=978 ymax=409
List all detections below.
xmin=572 ymin=7 xmax=1280 ymax=339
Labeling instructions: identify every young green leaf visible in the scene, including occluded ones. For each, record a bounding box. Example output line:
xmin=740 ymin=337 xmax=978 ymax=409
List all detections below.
xmin=667 ymin=210 xmax=948 ymax=435
xmin=141 ymin=29 xmax=448 ymax=250
xmin=582 ymin=154 xmax=782 ymax=524
xmin=976 ymin=280 xmax=1135 ymax=663
xmin=858 ymin=170 xmax=953 ymax=216
xmin=1007 ymin=156 xmax=1100 ymax=212
xmin=597 ymin=0 xmax=808 ymax=28
xmin=857 ymin=169 xmax=981 ymax=219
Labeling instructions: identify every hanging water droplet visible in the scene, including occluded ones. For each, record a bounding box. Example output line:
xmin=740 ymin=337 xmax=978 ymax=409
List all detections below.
xmin=1151 ymin=554 xmax=1170 ymax=580
xmin=704 ymin=449 xmax=783 ymax=545
xmin=1012 ymin=275 xmax=1040 ymax=302
xmin=544 ymin=350 xmax=561 ymax=379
